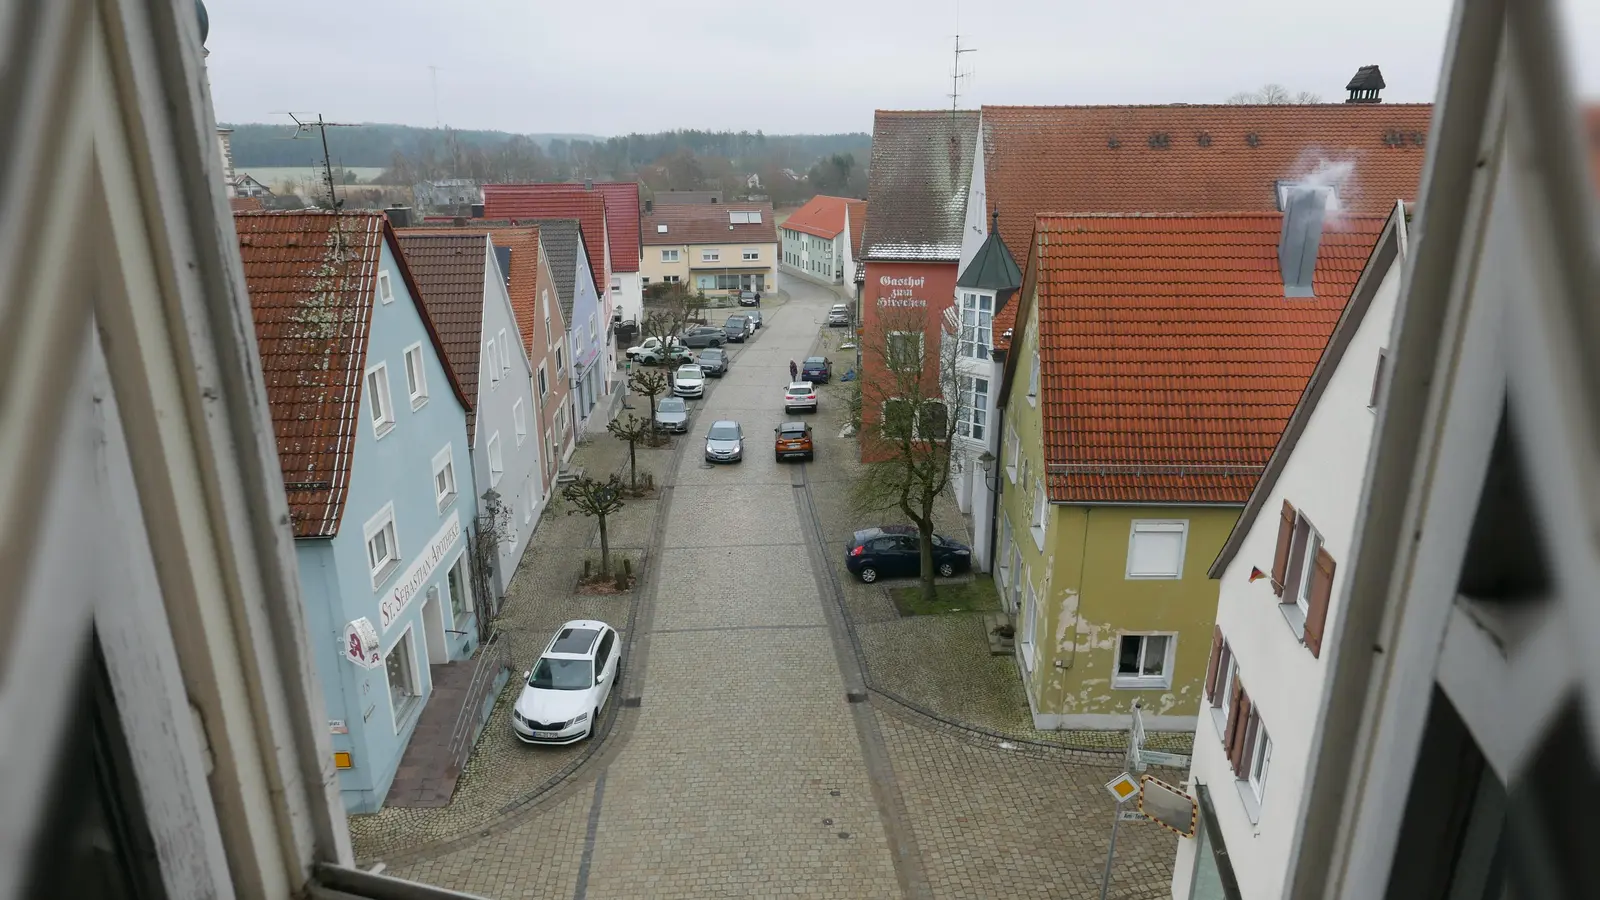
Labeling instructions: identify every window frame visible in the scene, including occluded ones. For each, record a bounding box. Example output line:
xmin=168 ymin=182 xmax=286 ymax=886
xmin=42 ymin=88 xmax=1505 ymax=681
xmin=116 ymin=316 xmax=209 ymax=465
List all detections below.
xmin=1247 ymin=714 xmax=1272 ymax=801
xmin=958 ymin=374 xmax=989 ymax=440
xmin=885 ymin=330 xmax=924 ymax=371
xmin=700 ymin=249 xmax=720 ymax=263
xmin=1006 ymin=422 xmax=1020 ymax=483
xmin=401 ymin=342 xmax=429 ymax=409
xmin=377 ymin=269 xmax=394 ymax=304
xmin=486 ymin=337 xmax=500 ymax=386
xmin=513 ymin=398 xmax=527 ymax=446
xmin=364 ymin=361 xmax=396 ymax=439
xmin=1027 ymin=349 xmax=1040 ymax=404
xmin=742 ymin=247 xmax=760 ymax=261
xmin=555 ymin=339 xmax=566 ymax=380
xmin=487 ymin=432 xmax=504 ymax=486
xmin=1112 ymin=632 xmax=1177 ymax=690
xmin=363 ymin=502 xmax=401 ymax=589
xmin=432 ymin=445 xmax=457 ymax=512
xmin=958 ymin=291 xmax=994 ymax=360
xmin=537 ymin=361 xmax=549 ymax=398
xmin=661 ymin=248 xmax=680 ymax=263
xmin=383 ymin=624 xmax=423 ymax=733
xmin=498 ymin=328 xmax=511 ymax=373
xmin=1019 ymin=575 xmax=1039 ymax=672
xmin=1125 ymin=519 xmax=1189 ymax=580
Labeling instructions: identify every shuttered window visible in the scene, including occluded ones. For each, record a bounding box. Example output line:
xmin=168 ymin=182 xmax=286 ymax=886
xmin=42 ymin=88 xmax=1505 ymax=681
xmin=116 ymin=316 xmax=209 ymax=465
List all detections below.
xmin=1270 ymin=499 xmax=1339 ymax=658
xmin=1270 ymin=500 xmax=1295 ymax=596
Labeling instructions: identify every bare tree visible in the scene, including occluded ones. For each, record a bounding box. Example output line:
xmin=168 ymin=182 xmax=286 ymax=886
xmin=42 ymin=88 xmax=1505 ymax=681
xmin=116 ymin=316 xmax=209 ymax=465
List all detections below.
xmin=607 ymin=414 xmax=652 ymax=489
xmin=640 ymin=309 xmax=688 ymax=362
xmin=853 ymin=307 xmax=968 ymax=605
xmin=1228 ymin=83 xmax=1321 ymax=104
xmin=629 ymin=368 xmax=670 ymax=445
xmin=562 ymin=474 xmax=627 ymax=577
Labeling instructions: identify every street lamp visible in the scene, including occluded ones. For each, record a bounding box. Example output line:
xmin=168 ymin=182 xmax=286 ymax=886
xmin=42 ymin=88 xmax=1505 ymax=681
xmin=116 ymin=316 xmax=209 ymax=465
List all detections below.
xmin=976 ymin=450 xmax=1000 ymax=491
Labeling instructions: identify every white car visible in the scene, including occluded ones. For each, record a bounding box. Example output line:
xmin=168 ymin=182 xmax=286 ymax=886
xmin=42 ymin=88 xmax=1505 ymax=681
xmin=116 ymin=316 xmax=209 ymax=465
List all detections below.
xmin=784 ymin=381 xmax=817 ymax=412
xmin=673 ymin=365 xmax=705 ymax=398
xmin=511 ymin=620 xmax=620 ymax=745
xmin=625 ymin=336 xmax=688 ymax=365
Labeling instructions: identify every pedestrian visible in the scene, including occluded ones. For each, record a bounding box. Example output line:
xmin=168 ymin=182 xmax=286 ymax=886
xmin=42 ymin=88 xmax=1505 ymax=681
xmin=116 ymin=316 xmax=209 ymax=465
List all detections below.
xmin=789 ymin=359 xmax=798 ymax=381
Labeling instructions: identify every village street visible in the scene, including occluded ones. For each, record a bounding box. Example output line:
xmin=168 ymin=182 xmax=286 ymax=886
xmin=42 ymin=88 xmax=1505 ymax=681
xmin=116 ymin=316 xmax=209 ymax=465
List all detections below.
xmin=352 ymin=278 xmax=1182 ymax=900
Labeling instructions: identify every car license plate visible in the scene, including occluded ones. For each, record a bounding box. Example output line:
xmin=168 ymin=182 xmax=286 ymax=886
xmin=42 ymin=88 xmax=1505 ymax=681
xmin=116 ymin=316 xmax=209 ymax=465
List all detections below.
xmin=534 ymin=731 xmax=561 ymax=739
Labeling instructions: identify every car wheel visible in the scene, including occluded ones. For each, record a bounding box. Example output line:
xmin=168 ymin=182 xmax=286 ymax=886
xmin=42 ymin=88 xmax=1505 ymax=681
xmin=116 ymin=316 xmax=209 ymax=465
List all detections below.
xmin=806 ymin=451 xmax=814 ymax=461
xmin=938 ymin=561 xmax=956 ymax=577
xmin=859 ymin=566 xmax=879 ymax=584
xmin=588 ymin=707 xmax=599 ymax=740
xmin=775 ymin=453 xmax=783 ymax=462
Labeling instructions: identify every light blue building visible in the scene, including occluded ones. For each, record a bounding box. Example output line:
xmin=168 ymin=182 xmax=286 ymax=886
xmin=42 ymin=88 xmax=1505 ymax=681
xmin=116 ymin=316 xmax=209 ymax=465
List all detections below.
xmin=236 ymin=211 xmax=477 ymax=813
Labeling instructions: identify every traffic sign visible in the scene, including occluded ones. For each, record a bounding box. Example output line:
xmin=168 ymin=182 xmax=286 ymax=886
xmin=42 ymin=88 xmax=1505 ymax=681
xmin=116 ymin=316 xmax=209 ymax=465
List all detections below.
xmin=1104 ymin=772 xmax=1139 ymax=803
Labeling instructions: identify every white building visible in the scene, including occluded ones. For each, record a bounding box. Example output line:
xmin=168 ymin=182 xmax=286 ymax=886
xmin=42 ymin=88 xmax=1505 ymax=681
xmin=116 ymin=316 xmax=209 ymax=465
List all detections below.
xmin=1171 ymin=202 xmax=1408 ymax=898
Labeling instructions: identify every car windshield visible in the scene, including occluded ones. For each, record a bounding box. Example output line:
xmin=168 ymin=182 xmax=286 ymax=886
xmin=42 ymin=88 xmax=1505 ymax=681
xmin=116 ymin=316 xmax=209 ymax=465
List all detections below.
xmin=676 ymin=366 xmax=702 ymax=378
xmin=780 ymin=429 xmax=806 ymax=439
xmin=528 ymin=656 xmax=593 ymax=691
xmin=804 ymin=357 xmax=826 ymax=365
xmin=699 ymin=349 xmax=723 ymax=360
xmin=787 ymin=383 xmax=811 ymax=394
xmin=657 ymin=398 xmax=685 ymax=413
xmin=708 ymin=423 xmax=740 ymax=441
xmin=726 ymin=317 xmax=746 ymax=325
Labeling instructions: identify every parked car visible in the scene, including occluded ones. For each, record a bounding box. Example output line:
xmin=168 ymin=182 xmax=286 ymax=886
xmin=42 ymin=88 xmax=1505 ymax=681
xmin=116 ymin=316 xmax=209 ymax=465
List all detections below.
xmin=511 ymin=620 xmax=620 ymax=744
xmin=653 ymin=396 xmax=689 ymax=432
xmin=673 ymin=364 xmax=706 ymax=398
xmin=774 ymin=421 xmax=814 ymax=461
xmin=625 ymin=336 xmax=673 ymax=360
xmin=695 ymin=347 xmax=728 ymax=377
xmin=680 ymin=325 xmax=725 ymax=348
xmin=724 ymin=315 xmax=753 ymax=342
xmin=704 ymin=419 xmax=744 ymax=463
xmin=800 ymin=356 xmax=832 ymax=383
xmin=737 ymin=290 xmax=760 ymax=306
xmin=845 ymin=526 xmax=972 ymax=583
xmin=746 ymin=309 xmax=763 ymax=330
xmin=626 ymin=337 xmax=692 ymax=366
xmin=827 ymin=304 xmax=851 ymax=327
xmin=784 ymin=381 xmax=817 ymax=413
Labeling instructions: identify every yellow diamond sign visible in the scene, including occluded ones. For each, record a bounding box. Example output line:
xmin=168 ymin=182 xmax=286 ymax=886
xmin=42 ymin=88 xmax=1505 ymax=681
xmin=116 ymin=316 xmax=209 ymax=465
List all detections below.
xmin=1104 ymin=772 xmax=1139 ymax=803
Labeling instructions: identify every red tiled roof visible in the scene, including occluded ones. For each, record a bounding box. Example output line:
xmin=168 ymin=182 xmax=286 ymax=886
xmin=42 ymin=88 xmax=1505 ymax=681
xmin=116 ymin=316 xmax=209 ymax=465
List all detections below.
xmin=641 ymin=202 xmax=777 ymax=246
xmin=846 ymin=200 xmax=868 ymax=258
xmin=235 ymin=211 xmax=468 ymax=538
xmin=230 ymin=196 xmax=264 ymax=212
xmin=984 ymin=103 xmax=1432 ymax=352
xmin=483 ymin=182 xmax=641 ymax=273
xmin=395 ymin=233 xmax=489 ymax=442
xmin=482 ymin=187 xmax=609 ymax=287
xmin=783 ymin=195 xmax=857 ymax=239
xmin=1027 ymin=211 xmax=1387 ymax=505
xmin=400 ymin=225 xmax=552 ymax=365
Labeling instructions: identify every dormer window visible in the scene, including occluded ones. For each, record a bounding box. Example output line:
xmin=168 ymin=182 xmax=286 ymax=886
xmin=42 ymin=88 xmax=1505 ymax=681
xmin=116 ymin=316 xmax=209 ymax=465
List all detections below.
xmin=958 ymin=291 xmax=994 ymax=360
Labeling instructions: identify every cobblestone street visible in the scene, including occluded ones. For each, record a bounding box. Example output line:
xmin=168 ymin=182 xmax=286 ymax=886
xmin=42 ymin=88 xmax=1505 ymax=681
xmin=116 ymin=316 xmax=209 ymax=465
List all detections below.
xmin=363 ymin=278 xmax=1181 ymax=899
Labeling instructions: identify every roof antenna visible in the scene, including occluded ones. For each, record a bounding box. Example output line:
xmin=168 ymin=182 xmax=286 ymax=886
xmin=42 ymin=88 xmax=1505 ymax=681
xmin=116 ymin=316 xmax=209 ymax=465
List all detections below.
xmin=948 ymin=0 xmax=977 ymax=115
xmin=287 ymin=112 xmax=358 ymax=210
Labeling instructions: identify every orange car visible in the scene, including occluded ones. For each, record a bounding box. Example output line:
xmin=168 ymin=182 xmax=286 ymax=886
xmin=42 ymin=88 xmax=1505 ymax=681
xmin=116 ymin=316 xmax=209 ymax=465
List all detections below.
xmin=774 ymin=421 xmax=814 ymax=462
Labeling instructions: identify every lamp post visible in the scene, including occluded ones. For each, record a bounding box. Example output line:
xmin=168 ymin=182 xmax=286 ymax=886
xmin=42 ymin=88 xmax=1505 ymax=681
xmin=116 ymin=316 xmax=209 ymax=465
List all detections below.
xmin=975 ymin=449 xmax=1000 ymax=491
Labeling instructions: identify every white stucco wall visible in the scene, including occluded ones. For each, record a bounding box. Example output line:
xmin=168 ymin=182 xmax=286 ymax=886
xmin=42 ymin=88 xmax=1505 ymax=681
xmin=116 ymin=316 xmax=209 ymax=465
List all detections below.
xmin=1170 ymin=246 xmax=1403 ymax=900
xmin=956 ymin=124 xmax=988 ymax=274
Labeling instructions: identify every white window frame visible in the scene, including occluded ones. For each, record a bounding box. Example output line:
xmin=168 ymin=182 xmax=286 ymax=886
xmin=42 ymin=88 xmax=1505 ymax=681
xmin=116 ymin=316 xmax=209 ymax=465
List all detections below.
xmin=885 ymin=330 xmax=924 ymax=371
xmin=431 ymin=445 xmax=457 ymax=512
xmin=959 ymin=291 xmax=994 ymax=360
xmin=486 ymin=337 xmax=501 ymax=386
xmin=958 ymin=375 xmax=989 ymax=440
xmin=1125 ymin=520 xmax=1189 ymax=579
xmin=1027 ymin=349 xmax=1040 ymax=404
xmin=498 ymin=328 xmax=511 ymax=373
xmin=661 ymin=248 xmax=680 ymax=263
xmin=523 ymin=475 xmax=534 ymax=524
xmin=514 ymin=398 xmax=527 ymax=445
xmin=1112 ymin=632 xmax=1176 ymax=690
xmin=1247 ymin=715 xmax=1272 ymax=802
xmin=588 ymin=313 xmax=596 ymax=341
xmin=446 ymin=552 xmax=471 ymax=625
xmin=537 ymin=361 xmax=549 ymax=398
xmin=363 ymin=502 xmax=401 ymax=589
xmin=742 ymin=247 xmax=760 ymax=261
xmin=487 ymin=432 xmax=503 ymax=486
xmin=1030 ymin=482 xmax=1048 ymax=550
xmin=365 ymin=361 xmax=396 ymax=438
xmin=1215 ymin=652 xmax=1238 ymax=732
xmin=1006 ymin=422 xmax=1020 ymax=483
xmin=1019 ymin=576 xmax=1039 ymax=672
xmin=402 ymin=342 xmax=428 ymax=409
xmin=383 ymin=624 xmax=423 ymax=733
xmin=701 ymin=249 xmax=720 ymax=263
xmin=1296 ymin=519 xmax=1324 ymax=618
xmin=377 ymin=269 xmax=394 ymax=304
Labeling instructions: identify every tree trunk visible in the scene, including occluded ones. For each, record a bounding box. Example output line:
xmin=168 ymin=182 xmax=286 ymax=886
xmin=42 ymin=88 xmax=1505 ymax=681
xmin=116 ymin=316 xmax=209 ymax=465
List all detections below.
xmin=597 ymin=513 xmax=611 ymax=576
xmin=628 ymin=440 xmax=638 ymax=488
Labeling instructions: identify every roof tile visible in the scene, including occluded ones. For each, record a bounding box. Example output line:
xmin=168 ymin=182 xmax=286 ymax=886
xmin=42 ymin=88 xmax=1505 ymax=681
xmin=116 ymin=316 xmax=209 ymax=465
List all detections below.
xmin=863 ymin=110 xmax=980 ymax=262
xmin=395 ymin=233 xmax=488 ymax=441
xmin=783 ymin=195 xmax=858 ymax=239
xmin=640 ymin=202 xmax=777 ymax=246
xmin=482 ymin=187 xmax=609 ymax=288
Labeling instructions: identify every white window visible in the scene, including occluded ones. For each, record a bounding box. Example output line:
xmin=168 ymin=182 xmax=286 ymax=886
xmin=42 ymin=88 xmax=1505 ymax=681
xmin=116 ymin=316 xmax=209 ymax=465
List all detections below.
xmin=1126 ymin=520 xmax=1188 ymax=579
xmin=589 ymin=314 xmax=596 ymax=341
xmin=1019 ymin=577 xmax=1038 ymax=671
xmin=365 ymin=362 xmax=396 ymax=438
xmin=1247 ymin=715 xmax=1272 ymax=801
xmin=555 ymin=340 xmax=565 ymax=379
xmin=377 ymin=269 xmax=394 ymax=304
xmin=958 ymin=375 xmax=989 ymax=440
xmin=1296 ymin=521 xmax=1324 ymax=617
xmin=959 ymin=292 xmax=994 ymax=360
xmin=742 ymin=247 xmax=760 ymax=261
xmin=523 ymin=475 xmax=534 ymax=524
xmin=514 ymin=399 xmax=527 ymax=445
xmin=447 ymin=554 xmax=470 ymax=624
xmin=487 ymin=432 xmax=503 ymax=486
xmin=384 ymin=627 xmax=421 ymax=730
xmin=1369 ymin=348 xmax=1389 ymax=409
xmin=486 ymin=338 xmax=500 ymax=385
xmin=432 ymin=446 xmax=457 ymax=512
xmin=498 ymin=328 xmax=511 ymax=373
xmin=1217 ymin=651 xmax=1238 ymax=724
xmin=1006 ymin=422 xmax=1020 ymax=483
xmin=886 ymin=331 xmax=923 ymax=371
xmin=1027 ymin=349 xmax=1040 ymax=402
xmin=1031 ymin=482 xmax=1048 ymax=549
xmin=363 ymin=503 xmax=400 ymax=588
xmin=701 ymin=249 xmax=720 ymax=263
xmin=610 ymin=276 xmax=621 ymax=295
xmin=402 ymin=342 xmax=428 ymax=409
xmin=661 ymin=249 xmax=680 ymax=263
xmin=1113 ymin=633 xmax=1174 ymax=689
xmin=664 ymin=275 xmax=680 ymax=284
xmin=537 ymin=362 xmax=549 ymax=398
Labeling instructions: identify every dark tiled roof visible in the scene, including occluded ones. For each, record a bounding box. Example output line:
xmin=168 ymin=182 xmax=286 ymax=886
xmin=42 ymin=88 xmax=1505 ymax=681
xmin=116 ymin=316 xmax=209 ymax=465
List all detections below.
xmin=527 ymin=218 xmax=582 ymax=321
xmin=640 ymin=203 xmax=777 ymax=246
xmin=1346 ymin=65 xmax=1386 ymax=91
xmin=395 ymin=233 xmax=489 ymax=442
xmin=863 ymin=110 xmax=980 ymax=262
xmin=1026 ymin=211 xmax=1386 ymax=505
xmin=482 ymin=187 xmax=608 ymax=288
xmin=234 ymin=211 xmax=467 ymax=538
xmin=956 ymin=215 xmax=1023 ymax=293
xmin=397 ymin=225 xmax=549 ymax=362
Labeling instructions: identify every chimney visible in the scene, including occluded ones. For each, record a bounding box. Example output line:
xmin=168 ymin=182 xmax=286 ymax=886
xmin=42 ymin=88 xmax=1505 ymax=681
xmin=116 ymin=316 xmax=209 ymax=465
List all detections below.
xmin=584 ymin=178 xmax=594 ymax=191
xmin=1345 ymin=65 xmax=1385 ymax=104
xmin=1279 ymin=187 xmax=1329 ymax=297
xmin=470 ymin=202 xmax=485 ymax=218
xmin=644 ymin=199 xmax=653 ymax=214
xmin=384 ymin=206 xmax=412 ymax=228
xmin=452 ymin=216 xmax=467 ymax=227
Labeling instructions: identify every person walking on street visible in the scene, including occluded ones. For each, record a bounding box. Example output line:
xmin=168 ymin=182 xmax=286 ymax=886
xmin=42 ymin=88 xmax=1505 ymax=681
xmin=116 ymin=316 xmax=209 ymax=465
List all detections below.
xmin=789 ymin=359 xmax=798 ymax=381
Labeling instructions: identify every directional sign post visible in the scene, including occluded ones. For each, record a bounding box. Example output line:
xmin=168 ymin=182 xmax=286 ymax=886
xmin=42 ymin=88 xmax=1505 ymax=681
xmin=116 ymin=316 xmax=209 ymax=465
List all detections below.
xmin=1099 ymin=773 xmax=1141 ymax=900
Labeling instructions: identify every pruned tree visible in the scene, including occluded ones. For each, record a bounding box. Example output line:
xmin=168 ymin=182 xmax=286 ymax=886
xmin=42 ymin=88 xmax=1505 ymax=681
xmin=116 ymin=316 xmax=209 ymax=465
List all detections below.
xmin=629 ymin=368 xmax=670 ymax=445
xmin=1228 ymin=83 xmax=1321 ymax=104
xmin=607 ymin=414 xmax=652 ymax=489
xmin=641 ymin=309 xmax=687 ymax=360
xmin=563 ymin=474 xmax=627 ymax=577
xmin=853 ymin=307 xmax=968 ymax=605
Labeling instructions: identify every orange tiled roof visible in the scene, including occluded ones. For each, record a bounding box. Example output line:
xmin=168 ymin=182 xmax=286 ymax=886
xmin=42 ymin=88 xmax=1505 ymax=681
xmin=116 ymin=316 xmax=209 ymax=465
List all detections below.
xmin=1028 ymin=211 xmax=1387 ymax=505
xmin=399 ymin=225 xmax=548 ymax=363
xmin=482 ymin=182 xmax=642 ymax=273
xmin=482 ymin=187 xmax=609 ymax=288
xmin=985 ymin=103 xmax=1432 ymax=352
xmin=235 ymin=211 xmax=468 ymax=537
xmin=230 ymin=196 xmax=264 ymax=212
xmin=783 ymin=195 xmax=857 ymax=239
xmin=846 ymin=200 xmax=868 ymax=258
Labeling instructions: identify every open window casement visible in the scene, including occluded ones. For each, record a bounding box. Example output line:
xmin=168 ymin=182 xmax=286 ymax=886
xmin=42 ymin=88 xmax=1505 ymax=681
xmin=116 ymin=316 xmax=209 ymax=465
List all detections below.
xmin=0 ymin=2 xmax=482 ymax=897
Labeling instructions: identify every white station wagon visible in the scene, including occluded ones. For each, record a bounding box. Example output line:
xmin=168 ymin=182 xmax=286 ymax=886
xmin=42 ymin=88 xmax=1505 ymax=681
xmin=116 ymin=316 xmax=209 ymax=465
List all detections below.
xmin=511 ymin=620 xmax=620 ymax=745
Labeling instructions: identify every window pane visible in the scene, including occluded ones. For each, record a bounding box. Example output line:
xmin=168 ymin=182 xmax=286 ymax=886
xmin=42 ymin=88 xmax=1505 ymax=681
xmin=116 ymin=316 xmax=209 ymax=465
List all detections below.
xmin=367 ymin=372 xmax=383 ymax=422
xmin=1129 ymin=528 xmax=1184 ymax=576
xmin=1143 ymin=635 xmax=1169 ymax=674
xmin=920 ymin=401 xmax=948 ymax=437
xmin=1117 ymin=636 xmax=1142 ymax=675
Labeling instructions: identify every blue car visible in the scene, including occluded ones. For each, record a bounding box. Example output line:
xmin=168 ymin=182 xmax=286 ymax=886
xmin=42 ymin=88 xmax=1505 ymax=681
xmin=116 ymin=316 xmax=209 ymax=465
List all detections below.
xmin=845 ymin=526 xmax=971 ymax=583
xmin=800 ymin=356 xmax=832 ymax=384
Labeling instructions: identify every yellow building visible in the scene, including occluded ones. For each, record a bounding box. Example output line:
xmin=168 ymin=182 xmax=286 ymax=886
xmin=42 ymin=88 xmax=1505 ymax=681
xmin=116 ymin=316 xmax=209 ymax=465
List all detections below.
xmin=993 ymin=209 xmax=1385 ymax=731
xmin=640 ymin=203 xmax=777 ymax=296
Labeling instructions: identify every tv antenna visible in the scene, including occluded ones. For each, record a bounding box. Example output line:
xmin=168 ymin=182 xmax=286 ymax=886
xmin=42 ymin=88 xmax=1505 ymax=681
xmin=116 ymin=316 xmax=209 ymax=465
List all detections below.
xmin=286 ymin=113 xmax=359 ymax=209
xmin=949 ymin=1 xmax=976 ymax=112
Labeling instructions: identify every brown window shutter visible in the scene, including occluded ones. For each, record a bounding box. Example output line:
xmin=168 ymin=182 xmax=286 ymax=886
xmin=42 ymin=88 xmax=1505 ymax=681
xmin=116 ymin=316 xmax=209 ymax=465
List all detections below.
xmin=1222 ymin=675 xmax=1243 ymax=754
xmin=1229 ymin=692 xmax=1253 ymax=776
xmin=1204 ymin=627 xmax=1224 ymax=703
xmin=1305 ymin=548 xmax=1337 ymax=658
xmin=1240 ymin=711 xmax=1259 ymax=777
xmin=1271 ymin=501 xmax=1295 ymax=597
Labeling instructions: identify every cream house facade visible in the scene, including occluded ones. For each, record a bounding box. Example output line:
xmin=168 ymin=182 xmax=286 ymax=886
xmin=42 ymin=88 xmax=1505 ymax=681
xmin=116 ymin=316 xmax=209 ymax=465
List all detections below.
xmin=640 ymin=204 xmax=778 ymax=296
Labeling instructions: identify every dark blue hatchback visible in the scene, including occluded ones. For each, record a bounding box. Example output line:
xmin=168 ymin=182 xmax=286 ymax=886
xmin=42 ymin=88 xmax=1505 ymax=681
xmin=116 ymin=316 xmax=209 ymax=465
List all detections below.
xmin=845 ymin=526 xmax=971 ymax=583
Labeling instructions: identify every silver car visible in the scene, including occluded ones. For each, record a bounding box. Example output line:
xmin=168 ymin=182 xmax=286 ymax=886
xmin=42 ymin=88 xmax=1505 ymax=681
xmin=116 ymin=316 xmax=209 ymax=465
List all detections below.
xmin=746 ymin=309 xmax=763 ymax=330
xmin=704 ymin=420 xmax=743 ymax=463
xmin=654 ymin=396 xmax=689 ymax=433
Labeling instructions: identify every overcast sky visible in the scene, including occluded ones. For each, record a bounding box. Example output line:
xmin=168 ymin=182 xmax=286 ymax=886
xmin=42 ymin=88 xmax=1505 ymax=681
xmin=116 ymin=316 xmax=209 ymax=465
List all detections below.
xmin=204 ymin=0 xmax=1600 ymax=135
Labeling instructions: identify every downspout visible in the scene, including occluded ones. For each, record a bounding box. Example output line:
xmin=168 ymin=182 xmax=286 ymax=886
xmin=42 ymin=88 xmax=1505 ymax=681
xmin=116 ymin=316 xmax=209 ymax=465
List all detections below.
xmin=986 ymin=402 xmax=1004 ymax=573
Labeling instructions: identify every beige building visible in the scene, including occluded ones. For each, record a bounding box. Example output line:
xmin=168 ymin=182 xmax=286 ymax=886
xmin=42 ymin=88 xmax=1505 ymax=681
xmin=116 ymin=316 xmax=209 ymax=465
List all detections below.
xmin=640 ymin=203 xmax=777 ymax=295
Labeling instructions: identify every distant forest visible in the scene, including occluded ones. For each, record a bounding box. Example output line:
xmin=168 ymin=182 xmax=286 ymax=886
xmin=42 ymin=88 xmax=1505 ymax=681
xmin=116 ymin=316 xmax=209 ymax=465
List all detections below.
xmin=223 ymin=123 xmax=872 ymax=206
